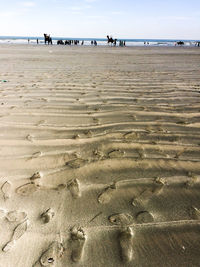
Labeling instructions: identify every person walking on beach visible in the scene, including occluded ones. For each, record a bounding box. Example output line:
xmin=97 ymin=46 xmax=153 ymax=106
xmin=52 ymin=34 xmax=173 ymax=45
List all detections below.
xmin=28 ymin=38 xmax=30 ymax=44
xmin=36 ymin=38 xmax=39 ymax=44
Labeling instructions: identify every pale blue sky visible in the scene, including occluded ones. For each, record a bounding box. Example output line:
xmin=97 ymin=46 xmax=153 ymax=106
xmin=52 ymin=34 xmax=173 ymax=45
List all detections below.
xmin=0 ymin=0 xmax=200 ymax=39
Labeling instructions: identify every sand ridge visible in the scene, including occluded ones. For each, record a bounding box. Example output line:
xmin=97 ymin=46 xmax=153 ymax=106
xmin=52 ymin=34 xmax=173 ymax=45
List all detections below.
xmin=0 ymin=45 xmax=200 ymax=266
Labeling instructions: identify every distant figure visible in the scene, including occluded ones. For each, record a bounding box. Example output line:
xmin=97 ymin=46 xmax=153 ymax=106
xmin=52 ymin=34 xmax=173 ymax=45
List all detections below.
xmin=94 ymin=40 xmax=97 ymax=46
xmin=57 ymin=40 xmax=64 ymax=45
xmin=36 ymin=38 xmax=39 ymax=44
xmin=65 ymin=40 xmax=71 ymax=45
xmin=119 ymin=40 xmax=124 ymax=47
xmin=107 ymin=35 xmax=117 ymax=46
xmin=28 ymin=38 xmax=30 ymax=44
xmin=91 ymin=40 xmax=93 ymax=45
xmin=81 ymin=40 xmax=84 ymax=45
xmin=176 ymin=41 xmax=184 ymax=46
xmin=123 ymin=41 xmax=126 ymax=46
xmin=44 ymin=33 xmax=52 ymax=45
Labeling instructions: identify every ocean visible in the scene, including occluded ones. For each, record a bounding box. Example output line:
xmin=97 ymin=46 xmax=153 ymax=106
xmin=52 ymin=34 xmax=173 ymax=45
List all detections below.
xmin=0 ymin=36 xmax=199 ymax=46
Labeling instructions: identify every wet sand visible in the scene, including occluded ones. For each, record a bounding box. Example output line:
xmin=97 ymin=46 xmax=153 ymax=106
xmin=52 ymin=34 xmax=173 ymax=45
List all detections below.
xmin=0 ymin=44 xmax=200 ymax=266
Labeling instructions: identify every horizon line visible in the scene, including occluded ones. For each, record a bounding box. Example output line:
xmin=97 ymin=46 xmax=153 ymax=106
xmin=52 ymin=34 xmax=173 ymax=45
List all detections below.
xmin=0 ymin=35 xmax=200 ymax=41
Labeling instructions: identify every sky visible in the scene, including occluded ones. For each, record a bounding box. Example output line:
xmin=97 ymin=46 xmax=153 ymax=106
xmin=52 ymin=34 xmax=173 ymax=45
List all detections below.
xmin=0 ymin=0 xmax=200 ymax=39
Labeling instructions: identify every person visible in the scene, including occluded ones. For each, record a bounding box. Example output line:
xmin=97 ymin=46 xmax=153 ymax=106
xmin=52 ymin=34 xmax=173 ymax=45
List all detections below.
xmin=94 ymin=40 xmax=97 ymax=46
xmin=81 ymin=40 xmax=84 ymax=45
xmin=36 ymin=38 xmax=39 ymax=44
xmin=91 ymin=40 xmax=93 ymax=45
xmin=28 ymin=38 xmax=30 ymax=44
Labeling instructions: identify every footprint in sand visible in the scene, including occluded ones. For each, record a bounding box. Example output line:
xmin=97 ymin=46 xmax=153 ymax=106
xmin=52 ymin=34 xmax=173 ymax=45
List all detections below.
xmin=154 ymin=177 xmax=166 ymax=186
xmin=136 ymin=148 xmax=146 ymax=159
xmin=119 ymin=227 xmax=134 ymax=262
xmin=98 ymin=183 xmax=117 ymax=204
xmin=135 ymin=211 xmax=154 ymax=223
xmin=132 ymin=186 xmax=163 ymax=206
xmin=185 ymin=174 xmax=198 ymax=188
xmin=26 ymin=134 xmax=34 ymax=142
xmin=174 ymin=149 xmax=185 ymax=159
xmin=6 ymin=210 xmax=27 ymax=222
xmin=1 ymin=181 xmax=12 ymax=200
xmin=30 ymin=151 xmax=43 ymax=159
xmin=36 ymin=120 xmax=46 ymax=126
xmin=93 ymin=149 xmax=104 ymax=160
xmin=39 ymin=241 xmax=64 ymax=266
xmin=84 ymin=130 xmax=93 ymax=138
xmin=108 ymin=149 xmax=125 ymax=159
xmin=67 ymin=158 xmax=87 ymax=169
xmin=41 ymin=208 xmax=55 ymax=224
xmin=73 ymin=134 xmax=80 ymax=140
xmin=70 ymin=227 xmax=86 ymax=262
xmin=189 ymin=206 xmax=200 ymax=220
xmin=3 ymin=219 xmax=29 ymax=252
xmin=16 ymin=182 xmax=40 ymax=196
xmin=30 ymin=172 xmax=42 ymax=181
xmin=123 ymin=131 xmax=139 ymax=140
xmin=93 ymin=117 xmax=100 ymax=124
xmin=67 ymin=178 xmax=81 ymax=198
xmin=109 ymin=213 xmax=133 ymax=226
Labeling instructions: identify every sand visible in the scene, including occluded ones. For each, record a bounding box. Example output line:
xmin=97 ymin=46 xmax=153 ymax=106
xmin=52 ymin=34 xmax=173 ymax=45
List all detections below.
xmin=0 ymin=44 xmax=200 ymax=267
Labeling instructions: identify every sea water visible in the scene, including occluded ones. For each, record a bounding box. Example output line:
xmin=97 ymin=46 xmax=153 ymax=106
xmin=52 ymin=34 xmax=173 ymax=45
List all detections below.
xmin=0 ymin=36 xmax=199 ymax=46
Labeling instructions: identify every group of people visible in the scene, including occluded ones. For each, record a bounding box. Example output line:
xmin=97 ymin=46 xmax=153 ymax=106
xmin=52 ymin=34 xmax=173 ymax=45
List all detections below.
xmin=119 ymin=40 xmax=126 ymax=47
xmin=27 ymin=35 xmax=200 ymax=47
xmin=57 ymin=39 xmax=98 ymax=46
xmin=57 ymin=39 xmax=81 ymax=45
xmin=91 ymin=40 xmax=98 ymax=46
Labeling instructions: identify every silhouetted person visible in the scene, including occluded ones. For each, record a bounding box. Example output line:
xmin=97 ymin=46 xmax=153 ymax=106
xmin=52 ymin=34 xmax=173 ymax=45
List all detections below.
xmin=94 ymin=40 xmax=97 ymax=46
xmin=107 ymin=35 xmax=117 ymax=46
xmin=91 ymin=40 xmax=93 ymax=45
xmin=37 ymin=38 xmax=39 ymax=44
xmin=176 ymin=41 xmax=184 ymax=46
xmin=28 ymin=38 xmax=30 ymax=44
xmin=44 ymin=34 xmax=52 ymax=45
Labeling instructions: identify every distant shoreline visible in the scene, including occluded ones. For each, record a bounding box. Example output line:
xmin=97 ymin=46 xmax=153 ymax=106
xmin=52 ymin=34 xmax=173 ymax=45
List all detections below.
xmin=0 ymin=36 xmax=199 ymax=47
xmin=0 ymin=36 xmax=199 ymax=42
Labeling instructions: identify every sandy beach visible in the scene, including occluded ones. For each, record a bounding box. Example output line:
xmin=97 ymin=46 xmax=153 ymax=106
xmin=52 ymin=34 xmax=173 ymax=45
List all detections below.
xmin=0 ymin=44 xmax=200 ymax=266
